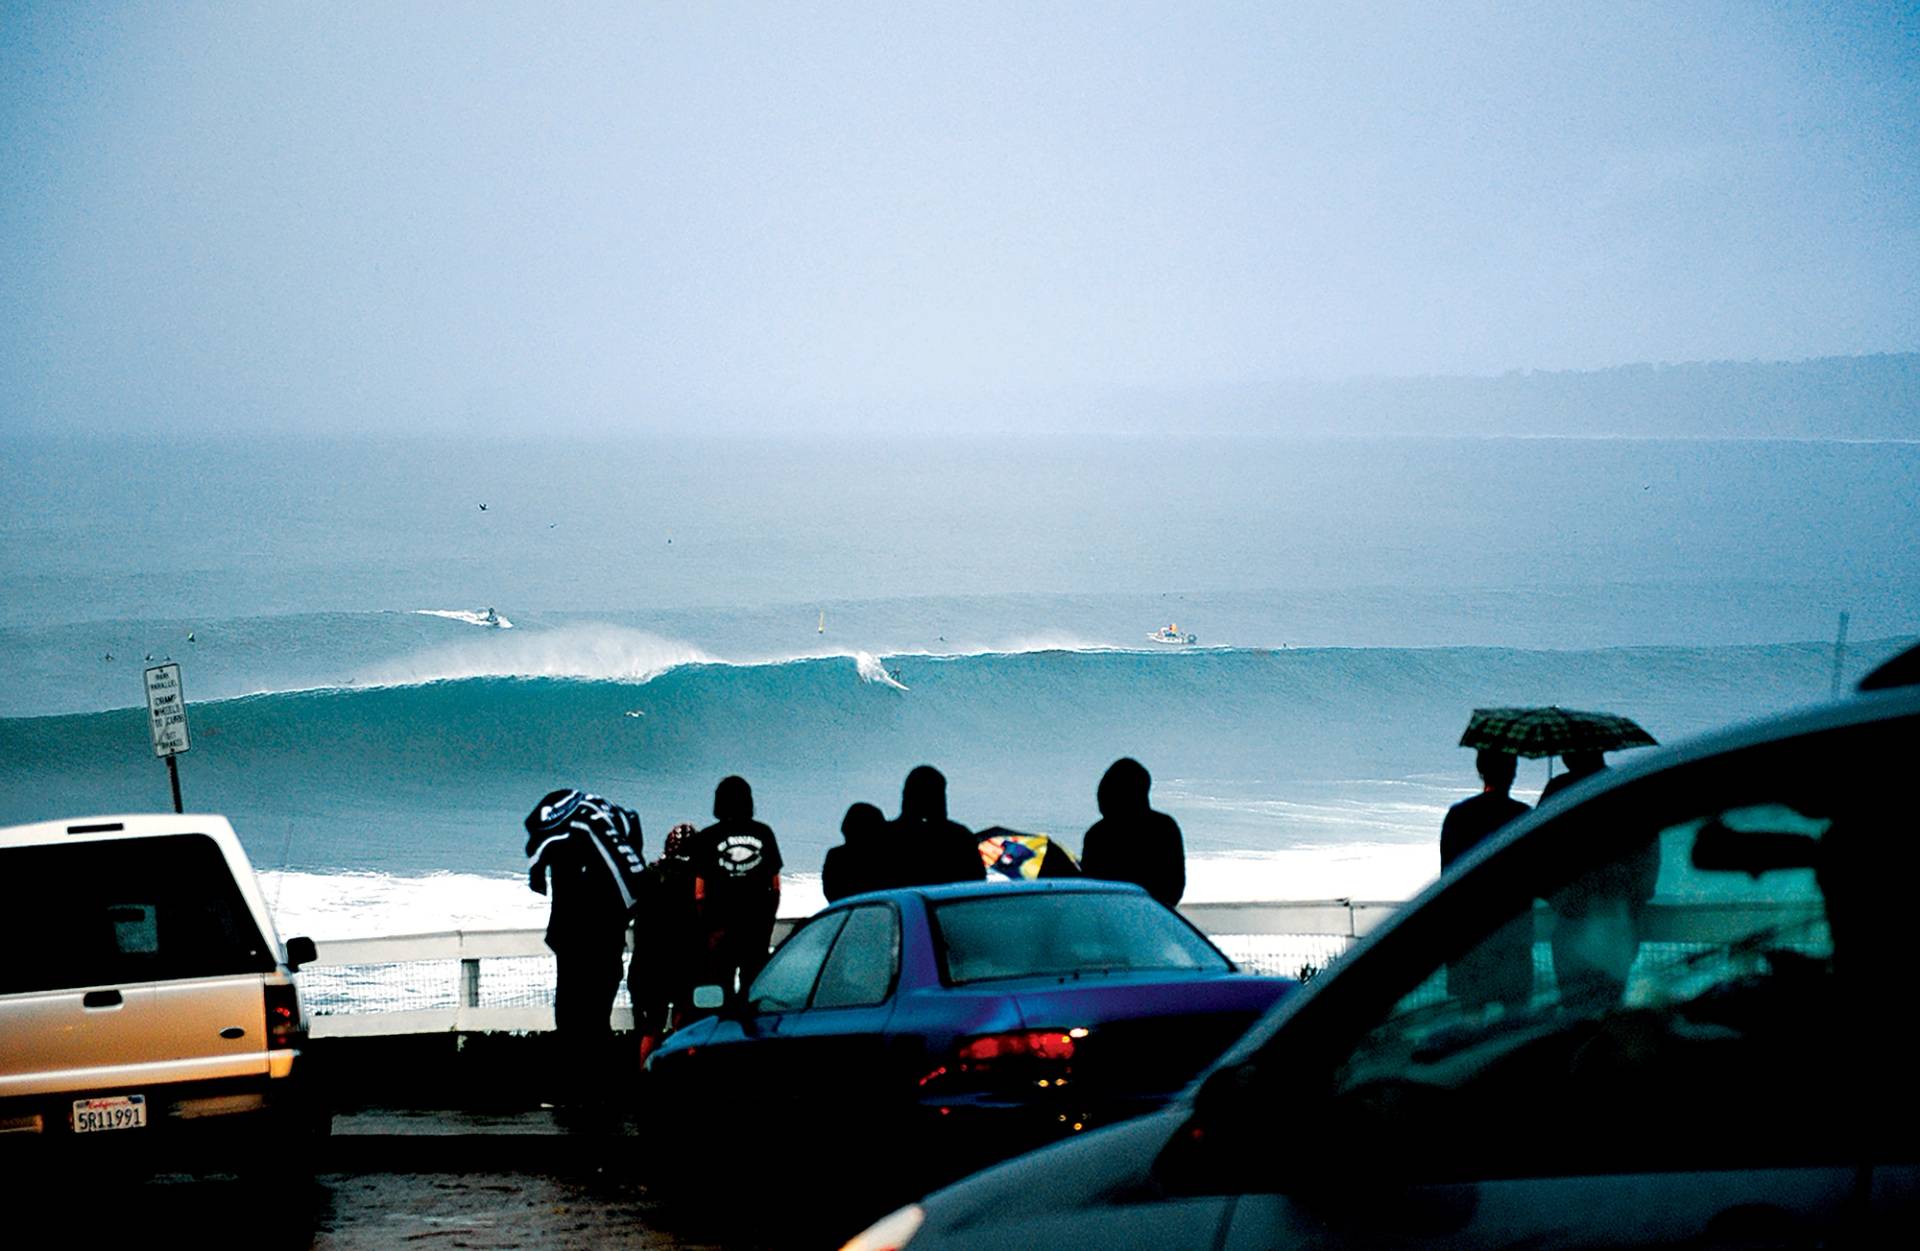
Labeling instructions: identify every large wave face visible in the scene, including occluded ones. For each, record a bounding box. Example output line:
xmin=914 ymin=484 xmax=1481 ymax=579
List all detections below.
xmin=4 ymin=638 xmax=1903 ymax=881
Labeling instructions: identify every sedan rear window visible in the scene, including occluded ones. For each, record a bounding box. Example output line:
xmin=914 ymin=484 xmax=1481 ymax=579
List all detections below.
xmin=932 ymin=891 xmax=1230 ymax=985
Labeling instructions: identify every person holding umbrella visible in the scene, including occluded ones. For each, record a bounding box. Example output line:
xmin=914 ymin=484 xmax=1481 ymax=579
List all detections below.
xmin=1459 ymin=707 xmax=1659 ymax=1008
xmin=1540 ymin=749 xmax=1607 ymax=802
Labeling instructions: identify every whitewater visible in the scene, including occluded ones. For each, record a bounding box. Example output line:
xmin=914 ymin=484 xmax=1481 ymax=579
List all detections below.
xmin=3 ymin=433 xmax=1917 ymax=940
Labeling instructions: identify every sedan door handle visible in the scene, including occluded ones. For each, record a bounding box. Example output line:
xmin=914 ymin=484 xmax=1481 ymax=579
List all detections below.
xmin=82 ymin=990 xmax=123 ymax=1008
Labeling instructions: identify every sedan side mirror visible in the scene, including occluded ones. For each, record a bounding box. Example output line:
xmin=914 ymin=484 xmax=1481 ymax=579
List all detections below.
xmin=285 ymin=935 xmax=318 ymax=971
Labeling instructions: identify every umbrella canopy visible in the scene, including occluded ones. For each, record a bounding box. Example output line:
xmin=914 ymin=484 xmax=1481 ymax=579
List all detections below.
xmin=1460 ymin=706 xmax=1657 ymax=758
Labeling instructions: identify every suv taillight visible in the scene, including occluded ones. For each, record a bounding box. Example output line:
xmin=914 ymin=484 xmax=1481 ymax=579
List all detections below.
xmin=265 ymin=983 xmax=301 ymax=1050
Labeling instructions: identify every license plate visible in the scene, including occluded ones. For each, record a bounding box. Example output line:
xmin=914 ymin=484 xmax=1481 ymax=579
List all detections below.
xmin=71 ymin=1094 xmax=146 ymax=1134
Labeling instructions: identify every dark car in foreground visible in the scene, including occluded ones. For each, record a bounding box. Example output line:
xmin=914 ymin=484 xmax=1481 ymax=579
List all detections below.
xmin=646 ymin=880 xmax=1294 ymax=1200
xmin=849 ymin=678 xmax=1920 ymax=1250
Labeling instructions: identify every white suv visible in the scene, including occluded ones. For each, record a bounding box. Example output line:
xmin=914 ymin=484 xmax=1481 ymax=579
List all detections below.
xmin=0 ymin=814 xmax=327 ymax=1166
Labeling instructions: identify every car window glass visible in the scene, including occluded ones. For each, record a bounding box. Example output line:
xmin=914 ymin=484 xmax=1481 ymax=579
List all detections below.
xmin=810 ymin=904 xmax=900 ymax=1010
xmin=1320 ymin=773 xmax=1863 ymax=1181
xmin=747 ymin=911 xmax=847 ymax=1013
xmin=932 ymin=891 xmax=1228 ymax=985
xmin=0 ymin=834 xmax=271 ymax=994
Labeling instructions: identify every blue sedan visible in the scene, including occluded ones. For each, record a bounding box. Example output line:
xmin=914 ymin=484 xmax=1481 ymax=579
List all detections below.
xmin=644 ymin=879 xmax=1294 ymax=1194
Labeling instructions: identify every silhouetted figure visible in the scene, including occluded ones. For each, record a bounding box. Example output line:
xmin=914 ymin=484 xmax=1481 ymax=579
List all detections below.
xmin=1079 ymin=757 xmax=1186 ymax=908
xmin=888 ymin=765 xmax=983 ymax=887
xmin=628 ymin=822 xmax=700 ymax=1065
xmin=1540 ymin=749 xmax=1607 ymax=803
xmin=525 ymin=790 xmax=646 ymax=1091
xmin=1441 ymin=749 xmax=1533 ymax=1008
xmin=689 ymin=776 xmax=783 ymax=1004
xmin=823 ymin=801 xmax=888 ymax=902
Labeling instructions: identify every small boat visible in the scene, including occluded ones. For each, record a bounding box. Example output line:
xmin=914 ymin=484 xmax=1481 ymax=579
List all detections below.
xmin=1148 ymin=623 xmax=1197 ymax=645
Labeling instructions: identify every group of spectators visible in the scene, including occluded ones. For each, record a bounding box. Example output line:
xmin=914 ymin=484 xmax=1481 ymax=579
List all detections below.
xmin=522 ymin=757 xmax=1187 ymax=1083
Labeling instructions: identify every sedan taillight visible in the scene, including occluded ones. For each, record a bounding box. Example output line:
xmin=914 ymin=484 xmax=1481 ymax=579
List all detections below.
xmin=921 ymin=1027 xmax=1085 ymax=1087
xmin=956 ymin=1029 xmax=1078 ymax=1065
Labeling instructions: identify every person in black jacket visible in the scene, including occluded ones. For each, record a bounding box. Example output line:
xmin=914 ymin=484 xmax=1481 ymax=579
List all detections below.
xmin=823 ymin=801 xmax=888 ymax=902
xmin=887 ymin=765 xmax=983 ymax=887
xmin=524 ymin=789 xmax=645 ymax=1088
xmin=1079 ymin=757 xmax=1185 ymax=909
xmin=688 ymin=776 xmax=783 ymax=1004
xmin=1439 ymin=749 xmax=1533 ymax=1008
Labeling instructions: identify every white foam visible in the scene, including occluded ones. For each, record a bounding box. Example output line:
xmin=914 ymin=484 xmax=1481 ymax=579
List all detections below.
xmin=355 ymin=624 xmax=712 ymax=686
xmin=258 ymin=847 xmax=1431 ymax=944
xmin=258 ymin=869 xmax=550 ymax=940
xmin=855 ymin=651 xmax=910 ymax=690
xmin=413 ymin=608 xmax=515 ymax=629
xmin=1181 ymin=846 xmax=1437 ymax=903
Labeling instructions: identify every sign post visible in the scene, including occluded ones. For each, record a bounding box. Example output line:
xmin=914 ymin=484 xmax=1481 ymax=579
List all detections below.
xmin=143 ymin=663 xmax=189 ymax=813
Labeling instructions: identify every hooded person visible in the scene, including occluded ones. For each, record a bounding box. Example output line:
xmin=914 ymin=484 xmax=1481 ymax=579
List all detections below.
xmin=823 ymin=801 xmax=889 ymax=902
xmin=1079 ymin=758 xmax=1186 ymax=908
xmin=688 ymin=776 xmax=783 ymax=1004
xmin=888 ymin=765 xmax=984 ymax=887
xmin=627 ymin=821 xmax=702 ymax=1062
xmin=524 ymin=788 xmax=646 ymax=1082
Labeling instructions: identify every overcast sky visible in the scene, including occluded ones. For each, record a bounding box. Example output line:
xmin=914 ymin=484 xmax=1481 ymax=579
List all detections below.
xmin=2 ymin=2 xmax=1916 ymax=434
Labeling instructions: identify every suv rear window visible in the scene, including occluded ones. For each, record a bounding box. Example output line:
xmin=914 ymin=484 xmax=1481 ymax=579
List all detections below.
xmin=932 ymin=891 xmax=1230 ymax=985
xmin=0 ymin=834 xmax=273 ymax=994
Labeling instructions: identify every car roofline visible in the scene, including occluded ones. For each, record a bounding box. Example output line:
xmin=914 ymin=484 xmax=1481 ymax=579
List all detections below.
xmin=833 ymin=879 xmax=1152 ymax=906
xmin=1196 ymin=685 xmax=1920 ymax=1079
xmin=0 ymin=812 xmax=288 ymax=959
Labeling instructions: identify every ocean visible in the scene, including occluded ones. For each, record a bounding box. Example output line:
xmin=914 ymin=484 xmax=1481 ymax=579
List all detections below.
xmin=3 ymin=433 xmax=1916 ymax=940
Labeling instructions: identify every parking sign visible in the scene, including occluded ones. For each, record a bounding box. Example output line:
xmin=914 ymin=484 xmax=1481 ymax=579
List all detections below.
xmin=144 ymin=663 xmax=190 ymax=757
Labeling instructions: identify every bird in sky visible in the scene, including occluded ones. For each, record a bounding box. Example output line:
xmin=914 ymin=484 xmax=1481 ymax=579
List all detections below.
xmin=478 ymin=503 xmax=489 ymax=511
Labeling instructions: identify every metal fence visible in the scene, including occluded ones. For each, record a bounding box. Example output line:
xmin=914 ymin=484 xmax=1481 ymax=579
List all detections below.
xmin=301 ymin=900 xmax=1402 ymax=1037
xmin=299 ymin=898 xmax=1809 ymax=1038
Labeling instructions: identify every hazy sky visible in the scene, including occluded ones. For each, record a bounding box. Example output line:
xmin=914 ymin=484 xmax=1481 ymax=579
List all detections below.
xmin=3 ymin=2 xmax=1916 ymax=433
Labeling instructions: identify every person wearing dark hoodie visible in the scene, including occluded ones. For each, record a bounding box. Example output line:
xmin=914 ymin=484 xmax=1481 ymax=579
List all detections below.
xmin=1079 ymin=757 xmax=1186 ymax=909
xmin=823 ymin=801 xmax=889 ymax=902
xmin=628 ymin=821 xmax=701 ymax=1065
xmin=688 ymin=776 xmax=783 ymax=1004
xmin=888 ymin=765 xmax=984 ymax=887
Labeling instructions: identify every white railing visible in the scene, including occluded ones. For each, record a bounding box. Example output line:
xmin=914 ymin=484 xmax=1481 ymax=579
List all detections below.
xmin=303 ymin=900 xmax=1400 ymax=1038
xmin=301 ymin=898 xmax=1807 ymax=1038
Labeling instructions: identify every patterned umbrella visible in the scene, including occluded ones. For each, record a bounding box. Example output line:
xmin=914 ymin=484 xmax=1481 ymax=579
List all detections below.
xmin=1459 ymin=706 xmax=1657 ymax=758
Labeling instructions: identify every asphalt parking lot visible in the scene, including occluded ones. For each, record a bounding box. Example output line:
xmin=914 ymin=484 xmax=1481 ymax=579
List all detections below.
xmin=119 ymin=1166 xmax=722 ymax=1251
xmin=30 ymin=1106 xmax=845 ymax=1251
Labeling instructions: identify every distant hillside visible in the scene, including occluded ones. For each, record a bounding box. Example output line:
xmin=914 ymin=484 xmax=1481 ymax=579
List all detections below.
xmin=1097 ymin=353 xmax=1920 ymax=438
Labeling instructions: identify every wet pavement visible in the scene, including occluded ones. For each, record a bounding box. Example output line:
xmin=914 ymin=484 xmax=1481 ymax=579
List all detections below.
xmin=60 ymin=1104 xmax=839 ymax=1251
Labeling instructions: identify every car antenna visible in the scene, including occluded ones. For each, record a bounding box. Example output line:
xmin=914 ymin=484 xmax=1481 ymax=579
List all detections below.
xmin=1830 ymin=610 xmax=1849 ymax=699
